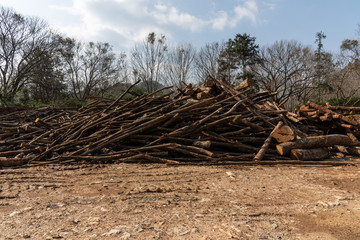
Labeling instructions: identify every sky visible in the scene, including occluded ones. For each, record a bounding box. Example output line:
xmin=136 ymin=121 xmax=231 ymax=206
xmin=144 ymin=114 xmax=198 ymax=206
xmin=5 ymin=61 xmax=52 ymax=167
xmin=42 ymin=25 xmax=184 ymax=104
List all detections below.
xmin=0 ymin=0 xmax=359 ymax=54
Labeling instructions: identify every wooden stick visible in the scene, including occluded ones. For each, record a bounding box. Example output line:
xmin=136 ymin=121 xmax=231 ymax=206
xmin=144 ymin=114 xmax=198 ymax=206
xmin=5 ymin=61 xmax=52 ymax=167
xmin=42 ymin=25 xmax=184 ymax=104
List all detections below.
xmin=103 ymin=80 xmax=141 ymax=113
xmin=254 ymin=121 xmax=283 ymax=161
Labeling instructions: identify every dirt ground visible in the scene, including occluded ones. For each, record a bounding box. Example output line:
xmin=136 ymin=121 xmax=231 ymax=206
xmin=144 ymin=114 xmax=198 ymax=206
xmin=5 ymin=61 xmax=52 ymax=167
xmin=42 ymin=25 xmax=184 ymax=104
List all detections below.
xmin=1 ymin=161 xmax=360 ymax=240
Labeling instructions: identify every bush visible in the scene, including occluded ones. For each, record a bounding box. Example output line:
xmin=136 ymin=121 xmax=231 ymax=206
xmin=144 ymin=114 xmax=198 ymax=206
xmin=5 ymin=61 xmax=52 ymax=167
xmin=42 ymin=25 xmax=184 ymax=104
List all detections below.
xmin=327 ymin=97 xmax=360 ymax=106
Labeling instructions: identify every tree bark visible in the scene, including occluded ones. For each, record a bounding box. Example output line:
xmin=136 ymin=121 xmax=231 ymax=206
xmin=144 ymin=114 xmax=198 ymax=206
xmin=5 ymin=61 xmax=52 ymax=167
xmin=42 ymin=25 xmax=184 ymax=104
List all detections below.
xmin=276 ymin=134 xmax=356 ymax=156
xmin=290 ymin=148 xmax=330 ymax=160
xmin=0 ymin=157 xmax=24 ymax=167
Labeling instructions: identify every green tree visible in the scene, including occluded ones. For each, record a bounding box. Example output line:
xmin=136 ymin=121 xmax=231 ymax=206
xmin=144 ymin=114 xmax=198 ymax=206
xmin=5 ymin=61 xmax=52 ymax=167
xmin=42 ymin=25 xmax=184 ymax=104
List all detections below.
xmin=218 ymin=33 xmax=260 ymax=85
xmin=29 ymin=48 xmax=66 ymax=104
xmin=314 ymin=31 xmax=333 ymax=102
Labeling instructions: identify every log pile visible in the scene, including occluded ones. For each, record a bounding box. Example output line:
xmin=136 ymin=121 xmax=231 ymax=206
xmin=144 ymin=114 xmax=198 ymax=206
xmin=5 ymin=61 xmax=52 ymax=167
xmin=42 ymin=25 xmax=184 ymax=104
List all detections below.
xmin=298 ymin=101 xmax=360 ymax=142
xmin=0 ymin=78 xmax=359 ymax=168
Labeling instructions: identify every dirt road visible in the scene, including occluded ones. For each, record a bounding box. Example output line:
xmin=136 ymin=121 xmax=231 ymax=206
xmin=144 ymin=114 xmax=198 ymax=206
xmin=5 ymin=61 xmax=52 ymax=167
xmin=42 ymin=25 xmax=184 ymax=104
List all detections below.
xmin=1 ymin=162 xmax=360 ymax=239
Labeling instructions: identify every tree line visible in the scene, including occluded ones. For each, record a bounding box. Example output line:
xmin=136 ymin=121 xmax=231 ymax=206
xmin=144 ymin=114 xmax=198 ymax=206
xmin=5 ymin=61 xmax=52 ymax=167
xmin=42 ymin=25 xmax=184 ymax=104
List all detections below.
xmin=1 ymin=6 xmax=360 ymax=109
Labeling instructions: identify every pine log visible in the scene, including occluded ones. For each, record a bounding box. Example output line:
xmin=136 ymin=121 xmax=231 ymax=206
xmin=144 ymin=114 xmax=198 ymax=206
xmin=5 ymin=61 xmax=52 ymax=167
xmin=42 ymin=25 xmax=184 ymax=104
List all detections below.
xmin=276 ymin=134 xmax=356 ymax=156
xmin=234 ymin=78 xmax=254 ymax=90
xmin=0 ymin=157 xmax=24 ymax=167
xmin=204 ymin=75 xmax=216 ymax=87
xmin=327 ymin=105 xmax=360 ymax=112
xmin=184 ymin=87 xmax=195 ymax=96
xmin=290 ymin=148 xmax=330 ymax=160
xmin=307 ymin=101 xmax=360 ymax=127
xmin=299 ymin=105 xmax=313 ymax=112
xmin=319 ymin=113 xmax=333 ymax=121
xmin=193 ymin=140 xmax=212 ymax=149
xmin=272 ymin=125 xmax=296 ymax=143
xmin=335 ymin=145 xmax=360 ymax=156
xmin=254 ymin=121 xmax=283 ymax=161
xmin=197 ymin=91 xmax=210 ymax=100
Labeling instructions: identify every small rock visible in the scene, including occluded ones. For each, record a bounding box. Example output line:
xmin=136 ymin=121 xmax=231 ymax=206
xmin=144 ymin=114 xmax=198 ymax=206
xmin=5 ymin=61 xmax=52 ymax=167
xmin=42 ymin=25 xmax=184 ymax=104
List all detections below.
xmin=9 ymin=211 xmax=20 ymax=217
xmin=121 ymin=232 xmax=131 ymax=239
xmin=102 ymin=229 xmax=121 ymax=236
xmin=46 ymin=204 xmax=59 ymax=209
xmin=100 ymin=207 xmax=108 ymax=212
xmin=52 ymin=236 xmax=63 ymax=239
xmin=73 ymin=219 xmax=81 ymax=224
xmin=134 ymin=209 xmax=143 ymax=214
xmin=192 ymin=227 xmax=199 ymax=233
xmin=179 ymin=230 xmax=190 ymax=236
xmin=272 ymin=223 xmax=278 ymax=230
xmin=226 ymin=171 xmax=236 ymax=179
xmin=134 ymin=224 xmax=144 ymax=232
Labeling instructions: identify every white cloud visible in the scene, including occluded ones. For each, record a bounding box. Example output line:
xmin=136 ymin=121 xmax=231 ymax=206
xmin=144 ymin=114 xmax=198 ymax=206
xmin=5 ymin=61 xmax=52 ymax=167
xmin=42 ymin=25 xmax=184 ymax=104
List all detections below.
xmin=231 ymin=0 xmax=259 ymax=27
xmin=47 ymin=0 xmax=261 ymax=49
xmin=209 ymin=0 xmax=259 ymax=30
xmin=152 ymin=6 xmax=207 ymax=32
xmin=212 ymin=11 xmax=228 ymax=30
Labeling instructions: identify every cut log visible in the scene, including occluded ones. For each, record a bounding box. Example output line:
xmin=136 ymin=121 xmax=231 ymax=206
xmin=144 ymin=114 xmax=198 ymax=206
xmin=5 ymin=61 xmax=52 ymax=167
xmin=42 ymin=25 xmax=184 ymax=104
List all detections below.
xmin=298 ymin=105 xmax=313 ymax=112
xmin=327 ymin=105 xmax=360 ymax=112
xmin=254 ymin=121 xmax=283 ymax=161
xmin=276 ymin=134 xmax=356 ymax=156
xmin=234 ymin=78 xmax=254 ymax=90
xmin=290 ymin=148 xmax=330 ymax=160
xmin=197 ymin=91 xmax=210 ymax=100
xmin=307 ymin=101 xmax=360 ymax=127
xmin=272 ymin=125 xmax=296 ymax=143
xmin=335 ymin=145 xmax=360 ymax=156
xmin=203 ymin=75 xmax=216 ymax=87
xmin=319 ymin=113 xmax=333 ymax=121
xmin=193 ymin=140 xmax=212 ymax=149
xmin=184 ymin=87 xmax=195 ymax=96
xmin=0 ymin=157 xmax=24 ymax=167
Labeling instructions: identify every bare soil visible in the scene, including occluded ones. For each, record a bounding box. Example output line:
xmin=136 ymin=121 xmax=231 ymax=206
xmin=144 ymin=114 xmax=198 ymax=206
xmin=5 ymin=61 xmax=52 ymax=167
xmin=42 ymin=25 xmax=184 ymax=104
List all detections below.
xmin=1 ymin=161 xmax=360 ymax=239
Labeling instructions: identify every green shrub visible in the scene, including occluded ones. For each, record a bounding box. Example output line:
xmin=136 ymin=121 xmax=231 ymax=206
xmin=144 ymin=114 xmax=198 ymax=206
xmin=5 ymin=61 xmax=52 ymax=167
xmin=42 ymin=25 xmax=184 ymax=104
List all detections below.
xmin=327 ymin=97 xmax=360 ymax=106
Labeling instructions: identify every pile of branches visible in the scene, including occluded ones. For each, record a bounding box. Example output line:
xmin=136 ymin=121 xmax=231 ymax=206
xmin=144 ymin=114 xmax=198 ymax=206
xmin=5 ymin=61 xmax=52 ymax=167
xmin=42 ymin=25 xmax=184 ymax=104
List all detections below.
xmin=0 ymin=77 xmax=359 ymax=168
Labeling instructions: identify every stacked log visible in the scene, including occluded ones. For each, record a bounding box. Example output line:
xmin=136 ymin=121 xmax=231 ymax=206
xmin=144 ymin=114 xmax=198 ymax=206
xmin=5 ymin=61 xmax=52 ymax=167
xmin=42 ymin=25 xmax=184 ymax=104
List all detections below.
xmin=0 ymin=78 xmax=359 ymax=168
xmin=283 ymin=101 xmax=360 ymax=160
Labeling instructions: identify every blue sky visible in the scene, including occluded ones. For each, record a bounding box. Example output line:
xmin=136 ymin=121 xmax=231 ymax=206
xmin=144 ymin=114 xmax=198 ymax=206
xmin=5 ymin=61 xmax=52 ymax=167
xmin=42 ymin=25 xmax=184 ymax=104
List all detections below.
xmin=0 ymin=0 xmax=359 ymax=54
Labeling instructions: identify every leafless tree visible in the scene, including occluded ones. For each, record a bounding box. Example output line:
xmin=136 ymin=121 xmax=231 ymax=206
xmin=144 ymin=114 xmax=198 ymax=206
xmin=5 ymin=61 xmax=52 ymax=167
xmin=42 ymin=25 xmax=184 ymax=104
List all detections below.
xmin=326 ymin=44 xmax=360 ymax=105
xmin=0 ymin=7 xmax=54 ymax=104
xmin=164 ymin=43 xmax=195 ymax=90
xmin=130 ymin=32 xmax=167 ymax=93
xmin=59 ymin=38 xmax=122 ymax=100
xmin=251 ymin=40 xmax=315 ymax=108
xmin=194 ymin=42 xmax=224 ymax=84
